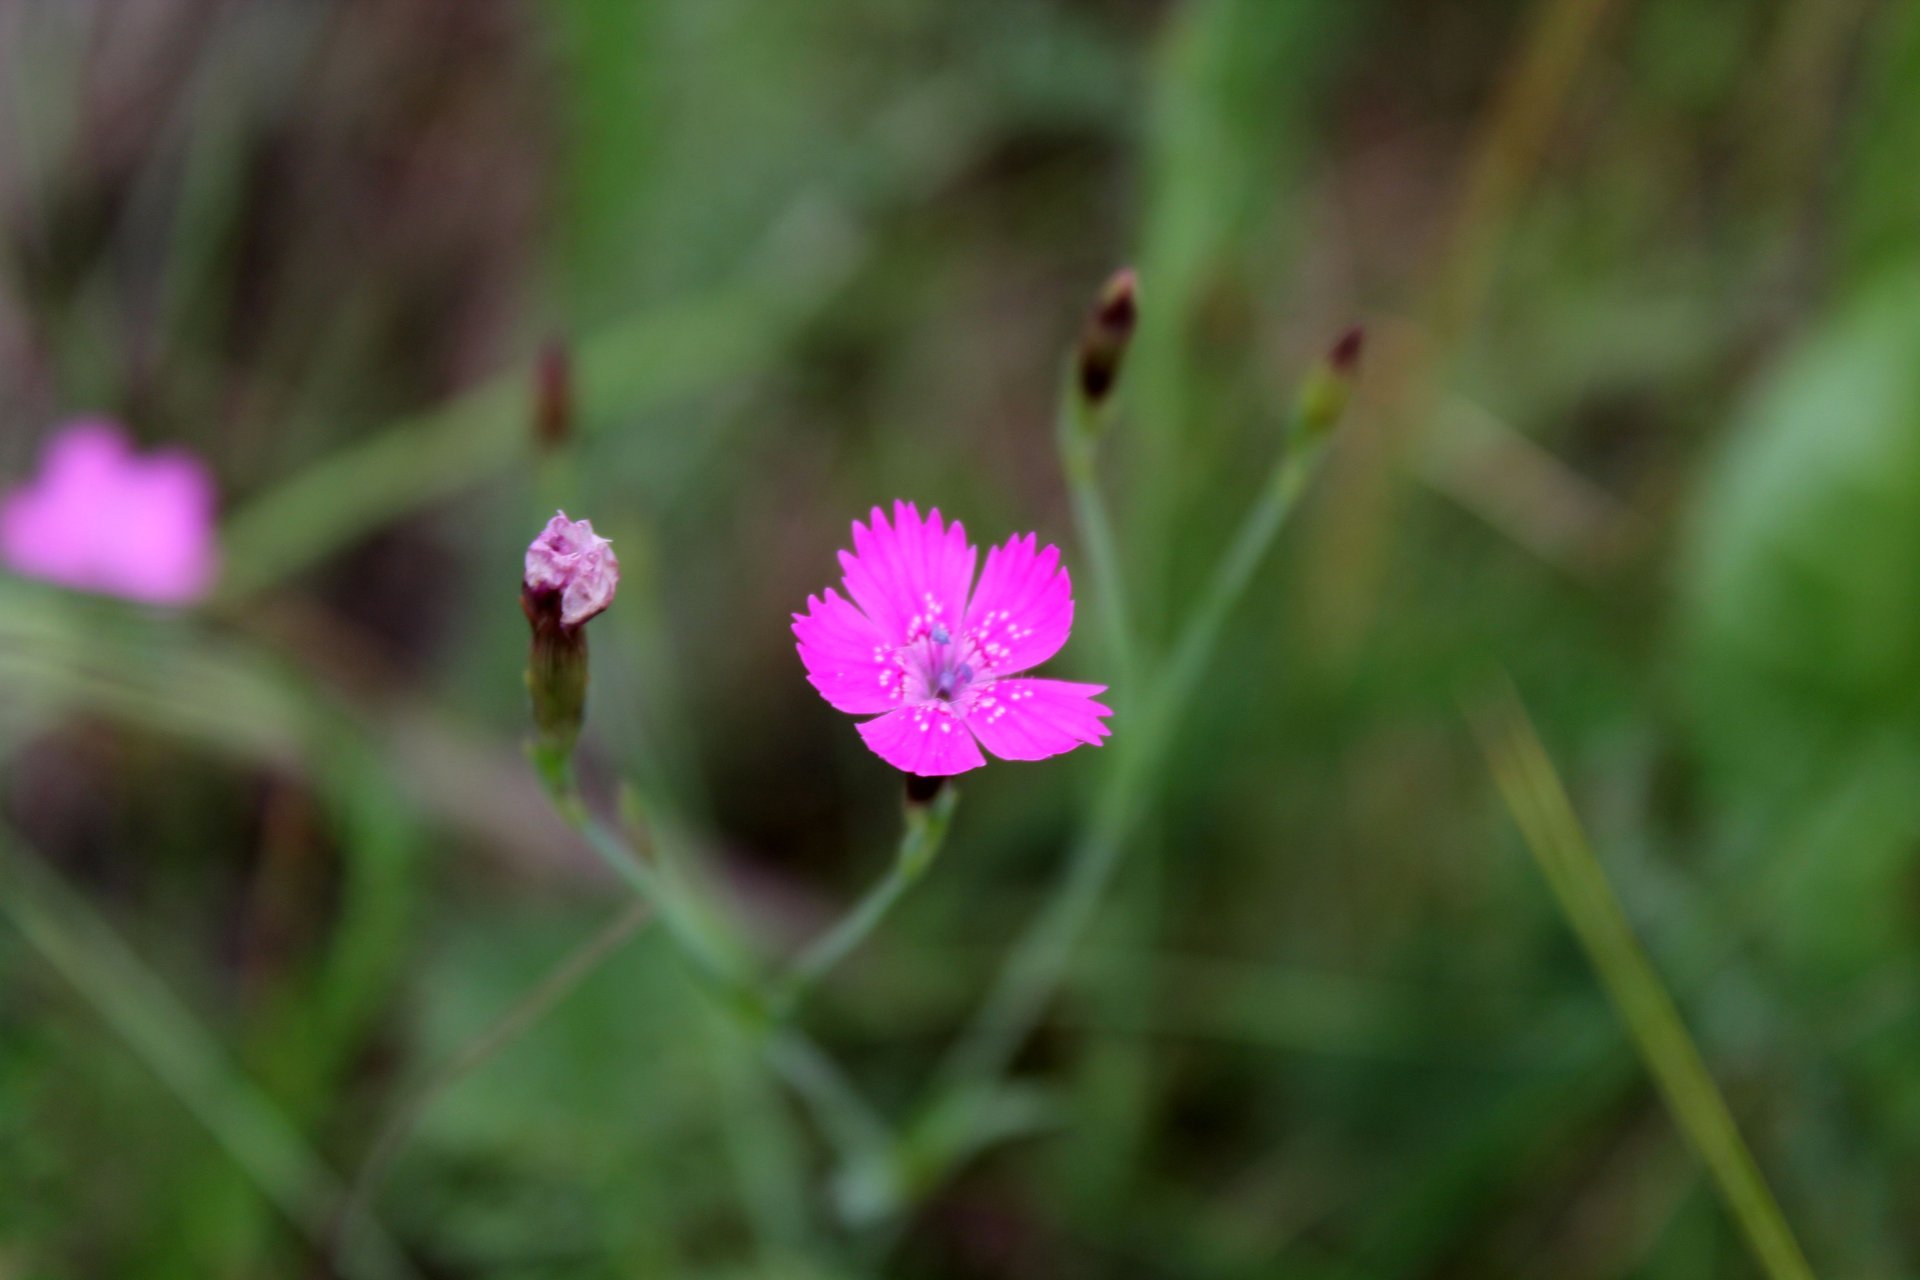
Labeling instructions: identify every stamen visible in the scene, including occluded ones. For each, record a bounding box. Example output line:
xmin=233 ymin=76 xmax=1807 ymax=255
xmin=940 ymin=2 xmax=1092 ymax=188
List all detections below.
xmin=930 ymin=622 xmax=951 ymax=644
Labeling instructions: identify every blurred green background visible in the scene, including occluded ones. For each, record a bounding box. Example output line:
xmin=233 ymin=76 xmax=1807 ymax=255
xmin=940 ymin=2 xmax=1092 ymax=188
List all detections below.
xmin=4 ymin=0 xmax=1920 ymax=1275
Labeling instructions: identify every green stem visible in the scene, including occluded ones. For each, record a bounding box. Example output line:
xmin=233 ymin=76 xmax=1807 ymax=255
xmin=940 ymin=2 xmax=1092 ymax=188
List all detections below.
xmin=937 ymin=428 xmax=1329 ymax=1099
xmin=573 ymin=809 xmax=748 ymax=1000
xmin=782 ymin=786 xmax=959 ymax=1008
xmin=536 ymin=755 xmax=750 ymax=1002
xmin=1472 ymin=687 xmax=1816 ymax=1280
xmin=534 ymin=764 xmax=900 ymax=1187
xmin=1059 ymin=393 xmax=1138 ymax=696
xmin=1155 ymin=432 xmax=1327 ymax=719
xmin=935 ymin=750 xmax=1145 ymax=1091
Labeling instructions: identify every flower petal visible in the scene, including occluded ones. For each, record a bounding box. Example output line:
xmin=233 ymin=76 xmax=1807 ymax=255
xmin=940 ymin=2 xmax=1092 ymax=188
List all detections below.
xmin=856 ymin=704 xmax=986 ymax=776
xmin=965 ymin=678 xmax=1112 ymax=762
xmin=105 ymin=452 xmax=219 ymax=603
xmin=962 ymin=533 xmax=1074 ymax=676
xmin=792 ymin=587 xmax=900 ymax=715
xmin=837 ymin=501 xmax=976 ymax=645
xmin=1 ymin=421 xmax=219 ymax=605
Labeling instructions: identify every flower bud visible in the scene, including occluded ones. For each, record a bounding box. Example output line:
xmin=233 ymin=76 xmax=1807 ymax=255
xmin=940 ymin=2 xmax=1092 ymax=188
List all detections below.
xmin=525 ymin=510 xmax=619 ymax=627
xmin=522 ymin=512 xmax=619 ymax=763
xmin=1074 ymin=267 xmax=1139 ymax=408
xmin=1293 ymin=324 xmax=1365 ymax=442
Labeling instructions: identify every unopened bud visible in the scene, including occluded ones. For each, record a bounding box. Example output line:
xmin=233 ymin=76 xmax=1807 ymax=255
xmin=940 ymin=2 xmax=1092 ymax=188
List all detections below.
xmin=1329 ymin=324 xmax=1363 ymax=376
xmin=1294 ymin=324 xmax=1364 ymax=441
xmin=522 ymin=511 xmax=619 ymax=762
xmin=1074 ymin=268 xmax=1139 ymax=407
xmin=534 ymin=340 xmax=573 ymax=451
xmin=525 ymin=510 xmax=619 ymax=628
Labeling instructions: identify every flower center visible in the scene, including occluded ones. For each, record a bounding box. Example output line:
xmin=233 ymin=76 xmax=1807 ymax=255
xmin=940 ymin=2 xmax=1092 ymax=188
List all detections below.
xmin=921 ymin=622 xmax=971 ymax=702
xmin=883 ymin=618 xmax=993 ymax=708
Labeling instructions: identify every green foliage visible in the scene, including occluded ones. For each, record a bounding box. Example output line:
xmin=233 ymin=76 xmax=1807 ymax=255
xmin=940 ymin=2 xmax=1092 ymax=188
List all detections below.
xmin=1679 ymin=268 xmax=1920 ymax=983
xmin=1682 ymin=270 xmax=1920 ymax=775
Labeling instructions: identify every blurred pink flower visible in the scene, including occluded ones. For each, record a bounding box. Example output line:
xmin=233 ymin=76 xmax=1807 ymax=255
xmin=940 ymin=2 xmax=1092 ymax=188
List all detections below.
xmin=524 ymin=510 xmax=618 ymax=628
xmin=793 ymin=501 xmax=1112 ymax=777
xmin=1 ymin=420 xmax=218 ymax=605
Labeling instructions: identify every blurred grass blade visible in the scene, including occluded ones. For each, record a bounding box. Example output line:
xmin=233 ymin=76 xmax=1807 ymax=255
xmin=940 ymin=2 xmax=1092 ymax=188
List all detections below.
xmin=0 ymin=825 xmax=421 ymax=1280
xmin=1468 ymin=684 xmax=1816 ymax=1280
xmin=334 ymin=899 xmax=653 ymax=1269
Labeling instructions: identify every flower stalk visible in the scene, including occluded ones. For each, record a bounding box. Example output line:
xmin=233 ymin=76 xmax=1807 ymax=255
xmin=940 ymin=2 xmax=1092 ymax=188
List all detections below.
xmin=1059 ymin=268 xmax=1142 ymax=696
xmin=780 ymin=780 xmax=960 ymax=1010
xmin=934 ymin=325 xmax=1364 ymax=1118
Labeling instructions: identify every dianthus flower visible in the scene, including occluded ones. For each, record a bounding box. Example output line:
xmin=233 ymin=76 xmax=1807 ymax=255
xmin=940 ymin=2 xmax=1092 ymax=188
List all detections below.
xmin=0 ymin=419 xmax=218 ymax=605
xmin=793 ymin=502 xmax=1111 ymax=776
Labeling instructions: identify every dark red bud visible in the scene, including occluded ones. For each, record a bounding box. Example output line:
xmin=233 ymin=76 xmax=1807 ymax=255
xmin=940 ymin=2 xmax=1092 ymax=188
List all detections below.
xmin=1329 ymin=324 xmax=1365 ymax=376
xmin=1075 ymin=268 xmax=1139 ymax=406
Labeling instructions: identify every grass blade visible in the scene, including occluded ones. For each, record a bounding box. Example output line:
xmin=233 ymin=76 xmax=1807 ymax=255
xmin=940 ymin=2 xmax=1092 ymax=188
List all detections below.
xmin=0 ymin=825 xmax=421 ymax=1280
xmin=1468 ymin=683 xmax=1815 ymax=1280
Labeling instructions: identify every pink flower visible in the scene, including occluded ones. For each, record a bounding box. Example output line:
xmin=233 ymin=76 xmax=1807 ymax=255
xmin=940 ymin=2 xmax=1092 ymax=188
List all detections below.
xmin=793 ymin=501 xmax=1112 ymax=776
xmin=524 ymin=510 xmax=618 ymax=628
xmin=0 ymin=420 xmax=218 ymax=605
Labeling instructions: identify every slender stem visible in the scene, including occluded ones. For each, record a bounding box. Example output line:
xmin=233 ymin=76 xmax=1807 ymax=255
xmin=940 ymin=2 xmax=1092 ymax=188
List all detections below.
xmin=534 ymin=766 xmax=900 ymax=1184
xmin=574 ymin=811 xmax=745 ymax=994
xmin=782 ymin=786 xmax=959 ymax=1007
xmin=937 ymin=429 xmax=1329 ymax=1098
xmin=536 ymin=759 xmax=748 ymax=1002
xmin=0 ymin=826 xmax=422 ymax=1280
xmin=1155 ymin=433 xmax=1327 ymax=718
xmin=1471 ymin=687 xmax=1816 ymax=1280
xmin=333 ymin=901 xmax=652 ymax=1264
xmin=936 ymin=750 xmax=1146 ymax=1091
xmin=1059 ymin=395 xmax=1138 ymax=696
